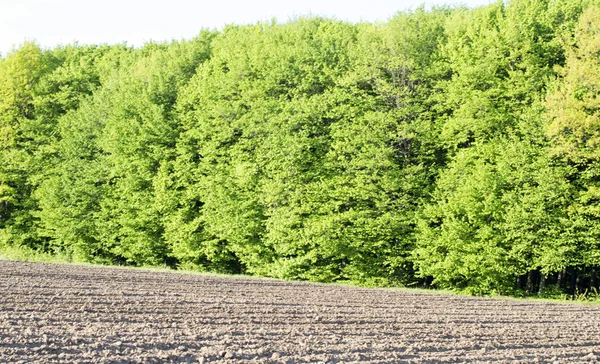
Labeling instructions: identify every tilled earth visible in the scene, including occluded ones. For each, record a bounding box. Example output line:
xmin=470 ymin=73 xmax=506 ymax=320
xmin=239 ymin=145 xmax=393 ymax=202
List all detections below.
xmin=1 ymin=261 xmax=600 ymax=363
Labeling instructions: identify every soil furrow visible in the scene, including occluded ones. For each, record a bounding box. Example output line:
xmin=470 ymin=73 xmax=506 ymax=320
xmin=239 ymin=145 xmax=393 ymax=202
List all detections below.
xmin=1 ymin=260 xmax=599 ymax=363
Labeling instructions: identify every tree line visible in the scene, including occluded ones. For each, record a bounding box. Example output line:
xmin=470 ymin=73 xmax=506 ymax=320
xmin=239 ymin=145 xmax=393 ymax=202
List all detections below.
xmin=1 ymin=0 xmax=600 ymax=297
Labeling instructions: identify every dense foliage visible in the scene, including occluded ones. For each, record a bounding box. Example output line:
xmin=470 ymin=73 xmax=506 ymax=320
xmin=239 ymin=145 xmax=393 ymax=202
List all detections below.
xmin=2 ymin=0 xmax=600 ymax=297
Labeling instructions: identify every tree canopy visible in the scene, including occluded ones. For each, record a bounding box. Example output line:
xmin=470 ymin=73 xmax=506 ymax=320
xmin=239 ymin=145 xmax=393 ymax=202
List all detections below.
xmin=2 ymin=0 xmax=600 ymax=297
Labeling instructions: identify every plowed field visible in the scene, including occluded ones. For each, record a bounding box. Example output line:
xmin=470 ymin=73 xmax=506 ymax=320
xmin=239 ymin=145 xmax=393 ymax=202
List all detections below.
xmin=1 ymin=260 xmax=600 ymax=363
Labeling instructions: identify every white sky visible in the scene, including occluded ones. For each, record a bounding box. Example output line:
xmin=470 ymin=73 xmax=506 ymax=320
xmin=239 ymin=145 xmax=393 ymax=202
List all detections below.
xmin=0 ymin=0 xmax=493 ymax=56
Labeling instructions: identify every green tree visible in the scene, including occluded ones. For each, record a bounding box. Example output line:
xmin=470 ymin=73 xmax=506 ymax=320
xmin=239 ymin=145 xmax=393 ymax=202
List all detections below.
xmin=545 ymin=3 xmax=600 ymax=286
xmin=0 ymin=42 xmax=49 ymax=247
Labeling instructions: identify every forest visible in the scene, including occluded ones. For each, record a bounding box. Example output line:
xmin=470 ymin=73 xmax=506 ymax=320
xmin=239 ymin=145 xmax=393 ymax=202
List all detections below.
xmin=1 ymin=0 xmax=600 ymax=298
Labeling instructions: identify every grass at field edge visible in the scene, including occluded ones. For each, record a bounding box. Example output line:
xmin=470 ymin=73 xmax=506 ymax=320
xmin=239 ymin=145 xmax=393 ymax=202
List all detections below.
xmin=1 ymin=245 xmax=598 ymax=306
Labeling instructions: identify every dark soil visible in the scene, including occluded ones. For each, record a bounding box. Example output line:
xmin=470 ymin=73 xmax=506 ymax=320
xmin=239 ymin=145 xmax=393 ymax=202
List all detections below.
xmin=1 ymin=260 xmax=599 ymax=363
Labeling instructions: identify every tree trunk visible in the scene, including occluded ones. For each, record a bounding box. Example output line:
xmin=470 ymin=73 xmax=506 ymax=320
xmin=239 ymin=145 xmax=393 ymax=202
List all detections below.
xmin=590 ymin=266 xmax=597 ymax=291
xmin=526 ymin=271 xmax=535 ymax=294
xmin=570 ymin=267 xmax=578 ymax=298
xmin=557 ymin=268 xmax=566 ymax=289
xmin=538 ymin=274 xmax=546 ymax=294
xmin=517 ymin=275 xmax=524 ymax=290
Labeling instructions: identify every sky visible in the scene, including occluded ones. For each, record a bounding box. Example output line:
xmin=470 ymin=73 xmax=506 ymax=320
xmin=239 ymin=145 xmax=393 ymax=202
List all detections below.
xmin=0 ymin=0 xmax=493 ymax=56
